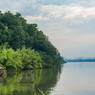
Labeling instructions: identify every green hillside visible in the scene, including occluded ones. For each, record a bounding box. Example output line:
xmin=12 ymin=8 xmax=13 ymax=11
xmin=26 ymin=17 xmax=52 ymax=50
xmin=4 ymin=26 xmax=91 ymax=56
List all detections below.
xmin=0 ymin=11 xmax=63 ymax=70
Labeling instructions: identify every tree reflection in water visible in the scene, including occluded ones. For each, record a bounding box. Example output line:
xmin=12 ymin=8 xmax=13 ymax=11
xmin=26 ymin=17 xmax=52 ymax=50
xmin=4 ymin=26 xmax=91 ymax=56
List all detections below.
xmin=0 ymin=65 xmax=63 ymax=95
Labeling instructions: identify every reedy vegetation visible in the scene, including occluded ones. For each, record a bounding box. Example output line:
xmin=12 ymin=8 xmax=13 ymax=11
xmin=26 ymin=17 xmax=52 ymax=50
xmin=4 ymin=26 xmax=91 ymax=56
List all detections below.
xmin=0 ymin=11 xmax=64 ymax=70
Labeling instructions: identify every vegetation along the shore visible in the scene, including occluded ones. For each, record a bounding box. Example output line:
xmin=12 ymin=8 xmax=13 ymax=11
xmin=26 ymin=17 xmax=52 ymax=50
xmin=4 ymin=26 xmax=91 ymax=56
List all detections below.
xmin=0 ymin=11 xmax=64 ymax=70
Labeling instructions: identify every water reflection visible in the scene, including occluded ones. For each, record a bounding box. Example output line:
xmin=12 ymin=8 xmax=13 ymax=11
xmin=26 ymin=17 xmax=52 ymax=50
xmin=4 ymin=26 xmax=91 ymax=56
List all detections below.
xmin=0 ymin=66 xmax=62 ymax=95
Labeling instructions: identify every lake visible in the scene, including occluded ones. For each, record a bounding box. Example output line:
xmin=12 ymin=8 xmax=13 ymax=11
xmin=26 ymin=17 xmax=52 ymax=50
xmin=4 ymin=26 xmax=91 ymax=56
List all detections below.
xmin=0 ymin=62 xmax=95 ymax=95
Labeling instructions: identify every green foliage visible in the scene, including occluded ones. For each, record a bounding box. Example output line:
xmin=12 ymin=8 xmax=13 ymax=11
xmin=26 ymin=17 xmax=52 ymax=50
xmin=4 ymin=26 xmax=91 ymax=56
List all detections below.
xmin=0 ymin=11 xmax=64 ymax=70
xmin=19 ymin=47 xmax=43 ymax=69
xmin=0 ymin=45 xmax=23 ymax=70
xmin=38 ymin=89 xmax=45 ymax=95
xmin=38 ymin=88 xmax=51 ymax=95
xmin=0 ymin=45 xmax=44 ymax=70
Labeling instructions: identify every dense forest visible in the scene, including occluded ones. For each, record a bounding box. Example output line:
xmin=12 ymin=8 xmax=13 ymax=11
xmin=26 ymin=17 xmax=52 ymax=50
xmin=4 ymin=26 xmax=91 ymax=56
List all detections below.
xmin=0 ymin=11 xmax=64 ymax=70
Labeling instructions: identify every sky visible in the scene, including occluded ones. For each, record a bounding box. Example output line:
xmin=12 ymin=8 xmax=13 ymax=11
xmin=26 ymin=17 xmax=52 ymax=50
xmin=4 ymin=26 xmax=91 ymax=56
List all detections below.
xmin=0 ymin=0 xmax=95 ymax=58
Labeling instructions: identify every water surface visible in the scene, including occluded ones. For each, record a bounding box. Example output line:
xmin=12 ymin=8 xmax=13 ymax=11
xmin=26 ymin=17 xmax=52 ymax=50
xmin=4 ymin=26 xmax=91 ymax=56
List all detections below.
xmin=0 ymin=62 xmax=95 ymax=95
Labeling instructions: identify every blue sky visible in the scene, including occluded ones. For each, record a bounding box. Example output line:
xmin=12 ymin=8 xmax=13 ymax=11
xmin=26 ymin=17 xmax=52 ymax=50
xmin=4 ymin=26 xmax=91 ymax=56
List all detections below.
xmin=0 ymin=0 xmax=95 ymax=58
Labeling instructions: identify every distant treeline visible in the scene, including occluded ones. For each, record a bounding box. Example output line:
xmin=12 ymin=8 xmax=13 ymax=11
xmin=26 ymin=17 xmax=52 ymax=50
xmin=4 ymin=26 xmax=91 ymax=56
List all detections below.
xmin=67 ymin=58 xmax=95 ymax=62
xmin=0 ymin=11 xmax=64 ymax=70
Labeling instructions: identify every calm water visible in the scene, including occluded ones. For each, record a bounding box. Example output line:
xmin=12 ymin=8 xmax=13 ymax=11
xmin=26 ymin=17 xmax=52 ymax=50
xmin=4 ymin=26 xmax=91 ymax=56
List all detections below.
xmin=0 ymin=62 xmax=95 ymax=95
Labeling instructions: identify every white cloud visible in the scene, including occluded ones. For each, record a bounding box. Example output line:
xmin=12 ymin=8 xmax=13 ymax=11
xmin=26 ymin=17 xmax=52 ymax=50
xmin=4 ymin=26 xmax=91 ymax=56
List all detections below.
xmin=41 ymin=5 xmax=65 ymax=18
xmin=68 ymin=34 xmax=95 ymax=43
xmin=0 ymin=0 xmax=38 ymax=14
xmin=49 ymin=28 xmax=95 ymax=43
xmin=41 ymin=5 xmax=95 ymax=21
xmin=1 ymin=0 xmax=95 ymax=23
xmin=25 ymin=16 xmax=49 ymax=23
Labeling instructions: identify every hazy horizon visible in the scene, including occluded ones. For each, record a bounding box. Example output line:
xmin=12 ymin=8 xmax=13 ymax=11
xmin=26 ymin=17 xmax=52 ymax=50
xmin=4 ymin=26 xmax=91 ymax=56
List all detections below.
xmin=0 ymin=0 xmax=95 ymax=58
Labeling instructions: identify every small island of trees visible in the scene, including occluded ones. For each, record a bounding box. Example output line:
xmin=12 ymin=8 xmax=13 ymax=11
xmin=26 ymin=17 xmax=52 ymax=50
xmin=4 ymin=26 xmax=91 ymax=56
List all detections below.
xmin=0 ymin=11 xmax=64 ymax=71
